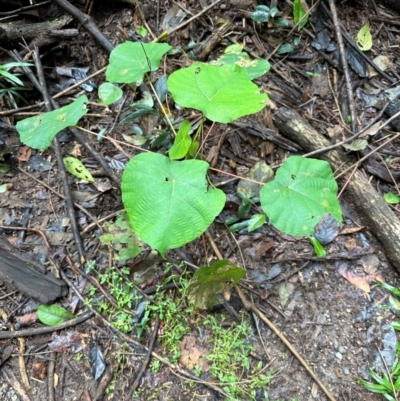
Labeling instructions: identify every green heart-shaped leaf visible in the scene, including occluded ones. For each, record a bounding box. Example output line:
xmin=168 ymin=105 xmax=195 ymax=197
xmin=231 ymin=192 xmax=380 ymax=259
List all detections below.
xmin=167 ymin=63 xmax=268 ymax=123
xmin=16 ymin=96 xmax=88 ymax=151
xmin=106 ymin=42 xmax=171 ymax=83
xmin=122 ymin=152 xmax=225 ymax=257
xmin=260 ymin=156 xmax=342 ymax=236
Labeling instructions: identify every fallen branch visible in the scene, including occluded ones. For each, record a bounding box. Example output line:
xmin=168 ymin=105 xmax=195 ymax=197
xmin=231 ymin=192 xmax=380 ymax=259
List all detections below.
xmin=0 ymin=14 xmax=72 ymax=41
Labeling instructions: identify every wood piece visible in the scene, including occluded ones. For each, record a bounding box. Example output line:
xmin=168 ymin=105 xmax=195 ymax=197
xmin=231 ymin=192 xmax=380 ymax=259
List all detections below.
xmin=273 ymin=107 xmax=400 ymax=271
xmin=0 ymin=14 xmax=72 ymax=41
xmin=0 ymin=237 xmax=67 ymax=304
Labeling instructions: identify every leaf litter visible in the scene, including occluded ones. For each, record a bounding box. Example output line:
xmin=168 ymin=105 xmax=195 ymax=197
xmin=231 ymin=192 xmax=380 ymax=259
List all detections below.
xmin=1 ymin=1 xmax=400 ymax=401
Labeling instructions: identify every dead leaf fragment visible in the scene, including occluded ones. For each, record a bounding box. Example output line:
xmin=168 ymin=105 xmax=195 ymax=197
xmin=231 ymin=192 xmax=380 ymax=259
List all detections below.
xmin=31 ymin=360 xmax=47 ymax=380
xmin=14 ymin=312 xmax=38 ymax=326
xmin=337 ymin=262 xmax=370 ymax=293
xmin=17 ymin=146 xmax=31 ymax=162
xmin=48 ymin=331 xmax=86 ymax=353
xmin=179 ymin=336 xmax=210 ymax=371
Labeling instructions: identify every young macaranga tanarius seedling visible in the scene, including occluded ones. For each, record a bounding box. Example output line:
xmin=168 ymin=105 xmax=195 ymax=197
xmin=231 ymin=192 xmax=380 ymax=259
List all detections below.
xmin=15 ymin=40 xmax=342 ymax=308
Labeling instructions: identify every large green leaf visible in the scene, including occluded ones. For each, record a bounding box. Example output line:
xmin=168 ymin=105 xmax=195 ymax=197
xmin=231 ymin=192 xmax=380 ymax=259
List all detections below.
xmin=106 ymin=42 xmax=171 ymax=83
xmin=16 ymin=96 xmax=88 ymax=151
xmin=260 ymin=156 xmax=342 ymax=236
xmin=121 ymin=152 xmax=225 ymax=257
xmin=167 ymin=63 xmax=268 ymax=123
xmin=187 ymin=260 xmax=246 ymax=309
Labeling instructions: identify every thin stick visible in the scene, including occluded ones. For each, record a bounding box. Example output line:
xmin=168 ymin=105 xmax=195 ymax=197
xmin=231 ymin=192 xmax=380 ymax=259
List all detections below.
xmin=328 ymin=0 xmax=356 ymax=133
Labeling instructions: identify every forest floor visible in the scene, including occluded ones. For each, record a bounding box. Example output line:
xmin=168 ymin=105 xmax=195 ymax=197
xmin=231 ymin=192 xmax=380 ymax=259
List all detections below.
xmin=1 ymin=0 xmax=400 ymax=400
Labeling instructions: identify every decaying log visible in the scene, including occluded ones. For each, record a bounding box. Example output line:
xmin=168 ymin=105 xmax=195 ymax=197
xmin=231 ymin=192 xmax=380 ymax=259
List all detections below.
xmin=273 ymin=107 xmax=400 ymax=271
xmin=0 ymin=237 xmax=67 ymax=304
xmin=0 ymin=14 xmax=72 ymax=42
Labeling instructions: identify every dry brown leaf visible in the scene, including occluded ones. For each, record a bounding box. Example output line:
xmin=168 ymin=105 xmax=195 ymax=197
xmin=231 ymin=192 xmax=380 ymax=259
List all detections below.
xmin=17 ymin=145 xmax=31 ymax=162
xmin=337 ymin=264 xmax=370 ymax=293
xmin=179 ymin=336 xmax=210 ymax=371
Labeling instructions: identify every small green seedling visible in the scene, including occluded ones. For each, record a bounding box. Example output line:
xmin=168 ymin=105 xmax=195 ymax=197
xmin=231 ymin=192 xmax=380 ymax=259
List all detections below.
xmin=0 ymin=62 xmax=32 ymax=108
xmin=358 ymin=279 xmax=400 ymax=400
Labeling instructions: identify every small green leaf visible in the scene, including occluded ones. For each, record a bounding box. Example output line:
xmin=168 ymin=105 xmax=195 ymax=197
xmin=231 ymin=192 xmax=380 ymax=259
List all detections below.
xmin=131 ymin=91 xmax=154 ymax=109
xmin=342 ymin=139 xmax=368 ymax=151
xmin=63 ymin=157 xmax=94 ymax=182
xmin=369 ymin=370 xmax=392 ymax=389
xmin=309 ymin=236 xmax=326 ymax=258
xmin=229 ymin=220 xmax=250 ymax=232
xmin=389 ymin=295 xmax=400 ymax=312
xmin=256 ymin=5 xmax=270 ymax=12
xmin=251 ymin=10 xmax=271 ymax=23
xmin=269 ymin=7 xmax=279 ymax=18
xmin=293 ymin=0 xmax=308 ymax=30
xmin=278 ymin=43 xmax=295 ymax=54
xmin=393 ymin=321 xmax=400 ymax=331
xmin=357 ymin=23 xmax=373 ymax=51
xmin=37 ymin=304 xmax=75 ymax=326
xmin=238 ymin=197 xmax=252 ymax=218
xmin=275 ymin=18 xmax=290 ymax=27
xmin=138 ymin=26 xmax=148 ymax=37
xmin=187 ymin=260 xmax=246 ymax=309
xmin=0 ymin=164 xmax=10 ymax=173
xmin=106 ymin=42 xmax=171 ymax=83
xmin=98 ymin=82 xmax=123 ymax=105
xmin=122 ymin=134 xmax=148 ymax=146
xmin=188 ymin=141 xmax=199 ymax=157
xmin=154 ymin=75 xmax=168 ymax=102
xmin=358 ymin=377 xmax=391 ymax=394
xmin=119 ymin=105 xmax=158 ymax=124
xmin=16 ymin=96 xmax=88 ymax=151
xmin=169 ymin=120 xmax=192 ymax=160
xmin=0 ymin=183 xmax=7 ymax=193
xmin=248 ymin=214 xmax=266 ymax=232
xmin=375 ymin=279 xmax=400 ymax=297
xmin=260 ymin=156 xmax=342 ymax=237
xmin=384 ymin=193 xmax=400 ymax=204
xmin=122 ymin=152 xmax=225 ymax=257
xmin=167 ymin=63 xmax=268 ymax=123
